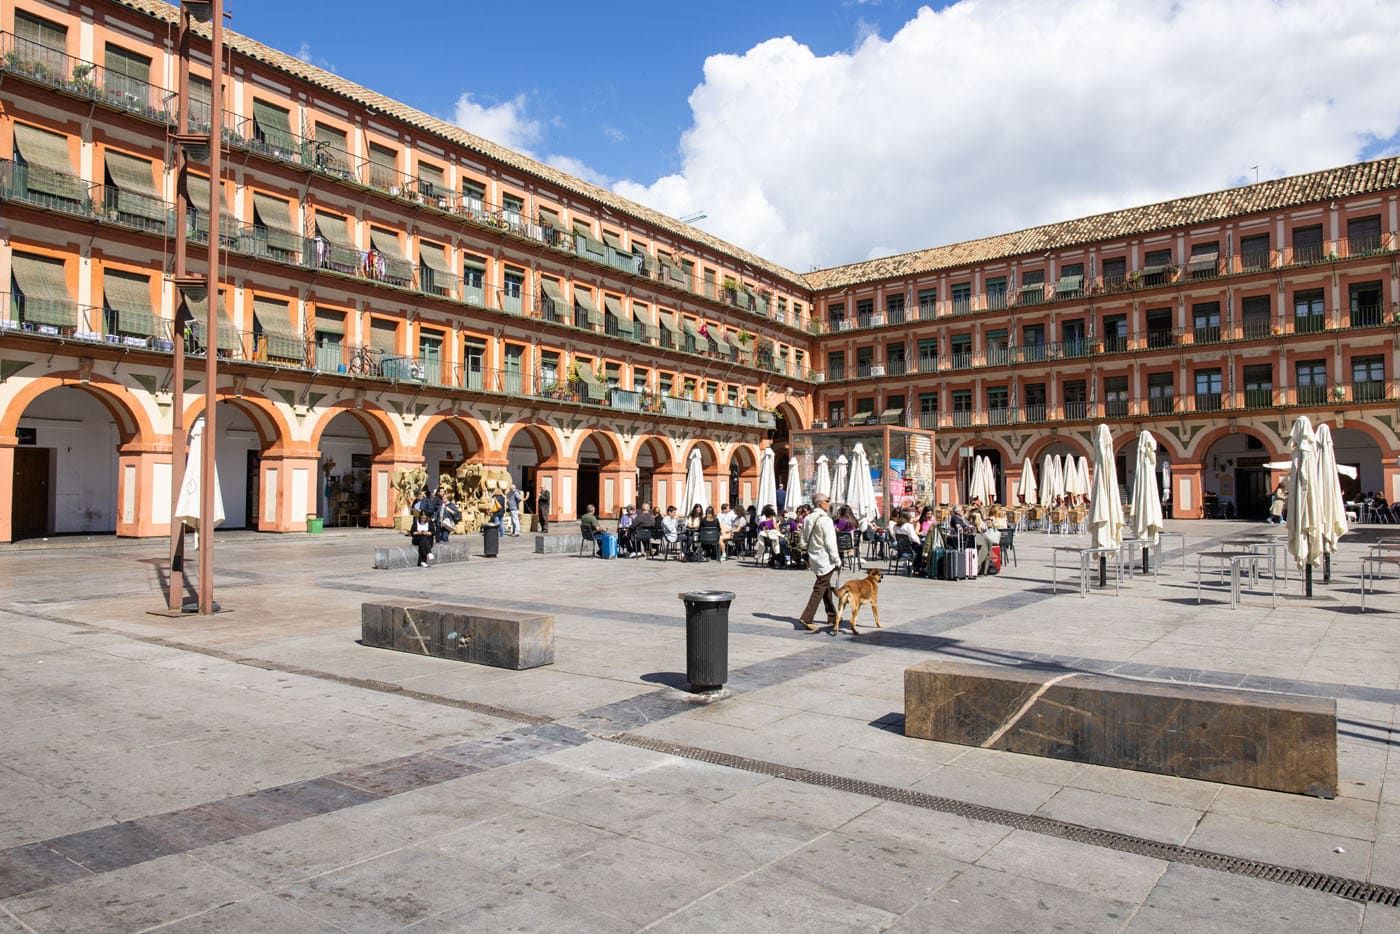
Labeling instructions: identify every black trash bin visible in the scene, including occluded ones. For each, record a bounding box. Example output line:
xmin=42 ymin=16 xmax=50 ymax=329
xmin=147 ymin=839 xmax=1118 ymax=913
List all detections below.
xmin=679 ymin=590 xmax=734 ymax=692
xmin=482 ymin=523 xmax=500 ymax=557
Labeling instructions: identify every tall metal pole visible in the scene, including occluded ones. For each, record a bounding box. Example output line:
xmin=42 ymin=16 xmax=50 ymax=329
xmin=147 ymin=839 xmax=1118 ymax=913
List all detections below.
xmin=199 ymin=0 xmax=224 ymax=615
xmin=167 ymin=5 xmax=198 ymax=611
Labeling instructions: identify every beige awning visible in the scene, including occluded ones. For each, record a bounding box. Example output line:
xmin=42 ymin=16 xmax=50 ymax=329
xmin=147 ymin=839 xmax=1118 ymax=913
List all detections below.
xmin=681 ymin=318 xmax=700 ymax=338
xmin=573 ymin=288 xmax=597 ymax=314
xmin=106 ymin=150 xmax=165 ymax=220
xmin=602 ymin=231 xmax=624 ymax=251
xmin=315 ymin=213 xmax=355 ymax=248
xmin=573 ymin=222 xmax=604 ymax=254
xmin=416 ymin=162 xmax=445 ymax=192
xmin=13 ymin=123 xmax=85 ymax=201
xmin=251 ymin=100 xmax=296 ymax=150
xmin=103 ymin=271 xmax=155 ymax=335
xmin=540 ymin=278 xmax=566 ymax=307
xmin=419 ymin=241 xmax=451 ymax=273
xmin=313 ymin=310 xmax=345 ymax=336
xmin=369 ymin=228 xmax=407 ymax=262
xmin=11 ymin=253 xmax=73 ymax=327
xmin=252 ymin=192 xmax=300 ymax=251
xmin=539 ymin=208 xmax=562 ymax=228
xmin=603 ymin=295 xmax=631 ymax=321
xmin=710 ymin=330 xmax=731 ymax=354
xmin=252 ymin=297 xmax=299 ymax=337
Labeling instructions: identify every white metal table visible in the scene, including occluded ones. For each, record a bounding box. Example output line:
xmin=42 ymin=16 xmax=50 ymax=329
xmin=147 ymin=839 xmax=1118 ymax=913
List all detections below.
xmin=1052 ymin=546 xmax=1123 ymax=597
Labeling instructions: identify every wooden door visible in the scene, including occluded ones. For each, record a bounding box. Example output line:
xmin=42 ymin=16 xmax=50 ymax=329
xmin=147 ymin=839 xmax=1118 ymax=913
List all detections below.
xmin=12 ymin=447 xmax=52 ymax=540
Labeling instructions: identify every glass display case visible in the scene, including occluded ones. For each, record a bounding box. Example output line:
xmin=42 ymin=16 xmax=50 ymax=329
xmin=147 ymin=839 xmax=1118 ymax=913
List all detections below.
xmin=790 ymin=425 xmax=936 ymax=517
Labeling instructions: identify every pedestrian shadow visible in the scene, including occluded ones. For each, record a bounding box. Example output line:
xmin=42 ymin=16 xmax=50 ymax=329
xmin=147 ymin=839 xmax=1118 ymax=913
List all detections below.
xmin=752 ymin=612 xmax=831 ymax=633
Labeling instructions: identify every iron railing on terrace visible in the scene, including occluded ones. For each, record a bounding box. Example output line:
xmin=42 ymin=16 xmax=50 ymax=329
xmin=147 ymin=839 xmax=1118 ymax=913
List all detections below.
xmin=0 ymin=32 xmax=176 ymax=123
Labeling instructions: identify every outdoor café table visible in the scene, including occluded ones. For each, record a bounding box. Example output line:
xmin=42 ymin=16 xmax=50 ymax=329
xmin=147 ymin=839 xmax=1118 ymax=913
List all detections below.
xmin=1155 ymin=531 xmax=1187 ymax=570
xmin=1119 ymin=538 xmax=1160 ymax=581
xmin=1361 ymin=555 xmax=1400 ymax=612
xmin=1367 ymin=542 xmax=1400 ymax=558
xmin=1220 ymin=538 xmax=1288 ymax=587
xmin=1196 ymin=550 xmax=1272 ymax=609
xmin=1052 ymin=545 xmax=1122 ymax=597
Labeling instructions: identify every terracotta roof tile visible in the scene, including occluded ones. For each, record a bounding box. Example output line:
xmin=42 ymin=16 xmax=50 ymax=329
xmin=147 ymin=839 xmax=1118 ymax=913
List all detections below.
xmin=803 ymin=156 xmax=1400 ymax=291
xmin=111 ymin=0 xmax=811 ymax=291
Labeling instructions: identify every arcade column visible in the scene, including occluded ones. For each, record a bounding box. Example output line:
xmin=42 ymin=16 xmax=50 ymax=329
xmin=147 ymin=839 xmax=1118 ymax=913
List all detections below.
xmin=117 ymin=440 xmax=172 ymax=538
xmin=1170 ymin=462 xmax=1204 ymax=519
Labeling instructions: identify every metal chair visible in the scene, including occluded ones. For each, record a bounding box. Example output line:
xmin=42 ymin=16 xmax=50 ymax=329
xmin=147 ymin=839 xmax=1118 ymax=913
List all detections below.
xmin=889 ymin=533 xmax=917 ymax=576
xmin=697 ymin=526 xmax=722 ymax=560
xmin=657 ymin=531 xmax=682 ymax=561
xmin=631 ymin=526 xmax=653 ymax=558
xmin=578 ymin=524 xmax=598 ymax=556
xmin=999 ymin=528 xmax=1018 ymax=567
xmin=836 ymin=530 xmax=860 ymax=571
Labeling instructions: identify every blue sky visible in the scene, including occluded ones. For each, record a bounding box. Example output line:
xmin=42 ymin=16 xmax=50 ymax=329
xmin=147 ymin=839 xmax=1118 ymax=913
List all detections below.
xmin=229 ymin=0 xmax=933 ymax=186
xmin=225 ymin=1 xmax=1400 ymax=270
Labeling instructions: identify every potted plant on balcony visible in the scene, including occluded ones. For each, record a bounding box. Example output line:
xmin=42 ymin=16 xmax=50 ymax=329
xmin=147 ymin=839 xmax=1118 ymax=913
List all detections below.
xmin=1391 ymin=308 xmax=1400 ymax=325
xmin=69 ymin=63 xmax=96 ymax=95
xmin=736 ymin=329 xmax=755 ymax=347
xmin=682 ymin=377 xmax=697 ymax=398
xmin=1332 ymin=385 xmax=1347 ymax=402
xmin=722 ymin=276 xmax=739 ymax=303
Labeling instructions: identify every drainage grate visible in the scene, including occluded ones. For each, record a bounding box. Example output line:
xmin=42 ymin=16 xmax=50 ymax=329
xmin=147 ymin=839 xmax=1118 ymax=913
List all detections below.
xmin=606 ymin=732 xmax=1400 ymax=908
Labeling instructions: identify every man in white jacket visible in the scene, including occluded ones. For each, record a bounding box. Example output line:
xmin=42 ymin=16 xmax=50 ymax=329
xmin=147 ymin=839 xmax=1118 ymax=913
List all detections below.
xmin=798 ymin=493 xmax=843 ymax=631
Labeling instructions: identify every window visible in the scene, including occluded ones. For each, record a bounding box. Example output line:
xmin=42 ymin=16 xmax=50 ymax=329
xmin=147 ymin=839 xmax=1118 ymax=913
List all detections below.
xmin=1347 ymin=215 xmax=1382 ymax=255
xmin=987 ymin=386 xmax=1010 ymax=424
xmin=1063 ymin=380 xmax=1087 ymax=419
xmin=1055 ymin=263 xmax=1085 ymax=298
xmin=985 ymin=276 xmax=1008 ymax=310
xmin=887 ymin=341 xmax=907 ymax=375
xmin=1142 ymin=248 xmax=1173 ymax=285
xmin=105 ymin=44 xmax=151 ymax=106
xmin=1188 ymin=241 xmax=1220 ymax=279
xmin=1350 ymin=281 xmax=1383 ymax=327
xmin=827 ymin=401 xmax=846 ymax=426
xmin=1353 ymin=355 xmax=1385 ymax=401
xmin=951 ymin=390 xmax=973 ymax=427
xmin=462 ymin=179 xmax=487 ymax=215
xmin=15 ymin=11 xmax=66 ymax=56
xmin=1019 ymin=269 xmax=1045 ymax=304
xmin=463 ymin=254 xmax=486 ymax=304
xmin=917 ymin=338 xmax=938 ymax=372
xmin=503 ymin=344 xmax=524 ymax=393
xmin=827 ymin=351 xmax=845 ymax=380
xmin=502 ymin=267 xmax=524 ymax=314
xmin=986 ymin=329 xmax=1009 ymax=365
xmin=1146 ymin=308 xmax=1174 ymax=347
xmin=1293 ymin=289 xmax=1325 ymax=333
xmin=1147 ymin=372 xmax=1174 ymax=413
xmin=12 ymin=123 xmax=85 ymax=208
xmin=1061 ymin=318 xmax=1086 ymax=355
xmin=886 ymin=293 xmax=905 ymax=324
xmin=951 ymin=282 xmax=972 ymax=314
xmin=1103 ymin=376 xmax=1129 ymax=417
xmin=1193 ymin=301 xmax=1221 ymax=342
xmin=1101 ymin=314 xmax=1127 ymax=352
xmin=1296 ymin=359 xmax=1327 ymax=405
xmin=1292 ymin=224 xmax=1324 ymax=264
xmin=311 ymin=123 xmax=351 ymax=177
xmin=1023 ymin=383 xmax=1047 ymax=421
xmin=856 ymin=346 xmax=874 ymax=376
xmin=102 ymin=271 xmax=155 ymax=339
xmin=856 ymin=298 xmax=874 ymax=327
xmin=1194 ymin=369 xmax=1223 ymax=410
xmin=251 ymin=100 xmax=296 ymax=158
xmin=368 ymin=143 xmax=399 ymax=192
xmin=918 ymin=392 xmax=938 ymax=429
xmin=1101 ymin=257 xmax=1127 ymax=288
xmin=540 ymin=352 xmax=560 ymax=388
xmin=313 ymin=310 xmax=345 ymax=371
xmin=1020 ymin=324 xmax=1046 ymax=361
xmin=1240 ymin=233 xmax=1270 ymax=271
xmin=417 ymin=161 xmax=446 ymax=200
xmin=917 ymin=288 xmax=937 ymax=319
xmin=828 ymin=302 xmax=846 ymax=328
xmin=418 ymin=332 xmax=443 ymax=384
xmin=950 ymin=334 xmax=972 ymax=368
xmin=1241 ymin=295 xmax=1271 ymax=339
xmin=1243 ymin=364 xmax=1273 ymax=408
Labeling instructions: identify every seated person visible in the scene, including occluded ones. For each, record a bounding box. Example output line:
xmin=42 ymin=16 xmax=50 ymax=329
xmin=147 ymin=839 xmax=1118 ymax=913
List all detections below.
xmin=834 ymin=505 xmax=857 ymax=534
xmin=579 ymin=504 xmax=600 ymax=553
xmin=617 ymin=505 xmax=635 ymax=554
xmin=632 ymin=503 xmax=657 ymax=555
xmin=685 ymin=504 xmax=704 ymax=532
xmin=661 ymin=506 xmax=681 ymax=545
xmin=699 ymin=506 xmax=724 ymax=560
xmin=757 ymin=506 xmax=783 ymax=565
xmin=717 ymin=503 xmax=743 ymax=557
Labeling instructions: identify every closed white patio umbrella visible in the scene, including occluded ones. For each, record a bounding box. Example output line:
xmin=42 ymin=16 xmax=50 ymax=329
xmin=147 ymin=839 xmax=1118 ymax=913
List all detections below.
xmin=814 ymin=455 xmax=832 ymax=501
xmin=174 ymin=415 xmax=225 ymax=545
xmin=1015 ymin=458 xmax=1037 ymax=505
xmin=982 ymin=457 xmax=999 ymax=503
xmin=1039 ymin=453 xmax=1057 ymax=507
xmin=832 ymin=455 xmax=849 ymax=507
xmin=1129 ymin=430 xmax=1164 ymax=546
xmin=1087 ymin=424 xmax=1124 ymax=550
xmin=1314 ymin=422 xmax=1349 ymax=563
xmin=756 ymin=447 xmax=778 ymax=512
xmin=966 ymin=456 xmax=985 ymax=503
xmin=682 ymin=448 xmax=707 ymax=513
xmin=1287 ymin=415 xmax=1324 ymax=577
xmin=786 ymin=455 xmax=807 ymax=509
xmin=847 ymin=442 xmax=879 ymax=525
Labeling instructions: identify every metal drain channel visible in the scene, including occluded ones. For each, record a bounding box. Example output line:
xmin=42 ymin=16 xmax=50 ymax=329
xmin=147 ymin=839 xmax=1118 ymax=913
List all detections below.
xmin=606 ymin=732 xmax=1400 ymax=908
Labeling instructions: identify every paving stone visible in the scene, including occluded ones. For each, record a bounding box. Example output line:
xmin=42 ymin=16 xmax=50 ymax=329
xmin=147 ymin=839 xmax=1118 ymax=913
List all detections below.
xmin=1126 ymin=863 xmax=1365 ymax=933
xmin=650 ymin=868 xmax=898 ymax=933
xmin=890 ymin=864 xmax=1137 ymax=934
xmin=975 ymin=828 xmax=1168 ymax=903
xmin=770 ymin=826 xmax=967 ymax=914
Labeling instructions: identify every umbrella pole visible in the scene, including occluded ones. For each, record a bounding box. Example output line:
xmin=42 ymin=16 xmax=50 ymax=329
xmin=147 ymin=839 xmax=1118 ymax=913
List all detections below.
xmin=1323 ymin=551 xmax=1331 ymax=584
xmin=1099 ymin=555 xmax=1107 ymax=588
xmin=1305 ymin=564 xmax=1313 ymax=598
xmin=1142 ymin=546 xmax=1150 ymax=574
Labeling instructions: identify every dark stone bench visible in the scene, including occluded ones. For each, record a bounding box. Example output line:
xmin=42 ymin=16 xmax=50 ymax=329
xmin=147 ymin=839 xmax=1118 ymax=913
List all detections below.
xmin=373 ymin=541 xmax=470 ymax=569
xmin=535 ymin=533 xmax=586 ymax=554
xmin=361 ymin=600 xmax=553 ymax=670
xmin=904 ymin=659 xmax=1337 ymax=797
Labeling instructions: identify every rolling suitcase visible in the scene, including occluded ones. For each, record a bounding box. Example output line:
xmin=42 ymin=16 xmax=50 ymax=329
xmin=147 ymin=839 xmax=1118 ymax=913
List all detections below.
xmin=987 ymin=545 xmax=1001 ymax=575
xmin=597 ymin=531 xmax=618 ymax=559
xmin=927 ymin=547 xmax=944 ymax=579
xmin=963 ymin=546 xmax=978 ymax=579
xmin=940 ymin=548 xmax=960 ymax=580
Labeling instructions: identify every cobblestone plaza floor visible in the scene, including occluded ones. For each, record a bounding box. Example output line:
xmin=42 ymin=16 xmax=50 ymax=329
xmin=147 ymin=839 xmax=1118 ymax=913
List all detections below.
xmin=2 ymin=521 xmax=1400 ymax=932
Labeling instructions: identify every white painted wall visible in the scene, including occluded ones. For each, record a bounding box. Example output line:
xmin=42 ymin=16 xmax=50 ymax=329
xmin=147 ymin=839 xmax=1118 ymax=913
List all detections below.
xmin=18 ymin=389 xmax=117 ymax=533
xmin=213 ymin=408 xmax=258 ymax=528
xmin=1331 ymin=427 xmax=1383 ymax=494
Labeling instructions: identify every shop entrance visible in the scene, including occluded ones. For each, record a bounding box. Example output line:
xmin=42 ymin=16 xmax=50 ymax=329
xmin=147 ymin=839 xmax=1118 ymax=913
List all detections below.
xmin=11 ymin=446 xmax=52 ymax=539
xmin=13 ymin=386 xmax=120 ymax=537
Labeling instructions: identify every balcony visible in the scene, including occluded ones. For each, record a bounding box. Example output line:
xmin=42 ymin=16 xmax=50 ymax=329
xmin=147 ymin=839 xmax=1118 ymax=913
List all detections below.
xmin=1241 ymin=318 xmax=1273 ymax=340
xmin=950 ymin=411 xmax=973 ymax=428
xmin=918 ymin=412 xmax=938 ymax=430
xmin=1016 ymin=344 xmax=1048 ymax=364
xmin=948 ymin=350 xmax=974 ymax=370
xmin=887 ymin=358 xmax=907 ymax=376
xmin=1103 ymin=399 xmax=1129 ymax=418
xmin=1237 ymin=250 xmax=1272 ymax=273
xmin=1353 ymin=380 xmax=1389 ymax=403
xmin=1193 ymin=325 xmax=1222 ymax=344
xmin=1194 ymin=392 xmax=1223 ymax=412
xmin=1350 ymin=304 xmax=1383 ymax=328
xmin=0 ymin=33 xmax=176 ymax=123
xmin=1021 ymin=404 xmax=1047 ymax=423
xmin=1242 ymin=388 xmax=1275 ymax=409
xmin=98 ymin=185 xmax=174 ymax=235
xmin=1294 ymin=314 xmax=1326 ymax=335
xmin=1342 ymin=233 xmax=1387 ymax=258
xmin=1296 ymin=385 xmax=1328 ymax=406
xmin=986 ymin=406 xmax=1014 ymax=426
xmin=1063 ymin=401 xmax=1088 ymax=421
xmin=951 ymin=298 xmax=973 ymax=316
xmin=1144 ymin=329 xmax=1177 ymax=349
xmin=0 ymin=159 xmax=95 ymax=217
xmin=918 ymin=301 xmax=937 ymax=321
xmin=916 ymin=356 xmax=938 ymax=374
xmin=1147 ymin=395 xmax=1175 ymax=415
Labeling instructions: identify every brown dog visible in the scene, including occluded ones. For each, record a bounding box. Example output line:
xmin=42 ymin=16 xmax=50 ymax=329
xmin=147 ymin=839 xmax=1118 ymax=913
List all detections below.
xmin=834 ymin=568 xmax=883 ymax=635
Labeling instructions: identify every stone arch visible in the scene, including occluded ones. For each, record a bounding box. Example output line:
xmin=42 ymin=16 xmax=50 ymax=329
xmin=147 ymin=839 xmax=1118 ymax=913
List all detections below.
xmin=1186 ymin=423 xmax=1283 ymax=463
xmin=497 ymin=420 xmax=563 ymax=468
xmin=1112 ymin=428 xmax=1187 ymax=463
xmin=774 ymin=401 xmax=807 ymax=432
xmin=0 ymin=373 xmax=154 ymax=445
xmin=183 ymin=392 xmax=294 ymax=453
xmin=1193 ymin=425 xmax=1283 ymax=520
xmin=306 ymin=402 xmax=399 ymax=456
xmin=681 ymin=438 xmax=720 ymax=470
xmin=412 ymin=413 xmax=488 ymax=462
xmin=727 ymin=442 xmax=762 ymax=508
xmin=1023 ymin=432 xmax=1094 ymax=465
xmin=634 ymin=435 xmax=675 ymax=510
xmin=572 ymin=428 xmax=623 ymax=466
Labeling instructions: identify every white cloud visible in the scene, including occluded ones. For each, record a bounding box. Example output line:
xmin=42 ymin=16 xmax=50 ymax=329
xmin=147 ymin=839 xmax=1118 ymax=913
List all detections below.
xmin=546 ymin=154 xmax=613 ymax=188
xmin=602 ymin=125 xmax=628 ymax=144
xmin=294 ymin=42 xmax=335 ymax=72
xmin=613 ymin=0 xmax=1400 ymax=271
xmin=452 ymin=93 xmax=542 ymax=152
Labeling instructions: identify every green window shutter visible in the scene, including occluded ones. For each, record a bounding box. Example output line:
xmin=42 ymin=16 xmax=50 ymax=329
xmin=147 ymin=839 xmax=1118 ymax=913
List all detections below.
xmin=369 ymin=320 xmax=397 ymax=353
xmin=103 ymin=271 xmax=156 ymax=335
xmin=368 ymin=144 xmax=398 ymax=188
xmin=105 ymin=150 xmax=166 ymax=221
xmin=370 ymin=228 xmax=407 ymax=262
xmin=251 ymin=100 xmax=296 ymax=151
xmin=10 ymin=253 xmax=75 ymax=327
xmin=184 ymin=174 xmax=212 ymax=233
xmin=12 ymin=124 xmax=85 ymax=201
xmin=253 ymin=296 xmax=302 ymax=359
xmin=419 ymin=241 xmax=450 ymax=274
xmin=315 ymin=212 xmax=355 ymax=249
xmin=540 ymin=278 xmax=566 ymax=308
xmin=602 ymin=231 xmax=624 ymax=251
xmin=417 ymin=162 xmax=445 ymax=192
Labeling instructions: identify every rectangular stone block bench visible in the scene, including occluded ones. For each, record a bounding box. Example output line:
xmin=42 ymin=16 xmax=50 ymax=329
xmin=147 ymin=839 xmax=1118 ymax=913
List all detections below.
xmin=904 ymin=659 xmax=1337 ymax=797
xmin=535 ymin=533 xmax=586 ymax=554
xmin=361 ymin=600 xmax=553 ymax=669
xmin=374 ymin=541 xmax=470 ymax=569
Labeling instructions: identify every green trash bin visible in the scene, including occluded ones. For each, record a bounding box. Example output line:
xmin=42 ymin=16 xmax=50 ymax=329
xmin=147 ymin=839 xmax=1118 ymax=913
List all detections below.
xmin=306 ymin=515 xmax=324 ymax=534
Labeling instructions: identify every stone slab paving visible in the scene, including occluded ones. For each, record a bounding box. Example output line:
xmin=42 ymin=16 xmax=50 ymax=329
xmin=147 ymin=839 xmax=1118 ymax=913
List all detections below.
xmin=0 ymin=521 xmax=1399 ymax=930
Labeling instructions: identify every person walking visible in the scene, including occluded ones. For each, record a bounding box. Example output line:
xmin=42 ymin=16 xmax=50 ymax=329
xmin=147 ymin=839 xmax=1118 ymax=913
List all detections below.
xmin=797 ymin=493 xmax=842 ymax=631
xmin=1268 ymin=481 xmax=1287 ymax=524
xmin=507 ymin=486 xmax=524 ymax=537
xmin=536 ymin=488 xmax=551 ymax=532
